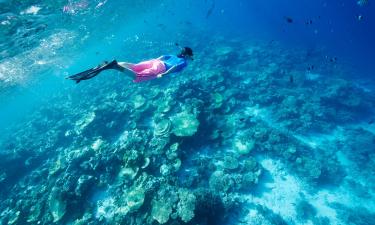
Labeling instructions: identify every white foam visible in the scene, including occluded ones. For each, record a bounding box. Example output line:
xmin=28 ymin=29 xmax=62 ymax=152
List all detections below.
xmin=21 ymin=6 xmax=41 ymax=15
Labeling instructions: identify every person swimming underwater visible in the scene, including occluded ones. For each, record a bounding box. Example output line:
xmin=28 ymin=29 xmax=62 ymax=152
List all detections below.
xmin=66 ymin=47 xmax=193 ymax=83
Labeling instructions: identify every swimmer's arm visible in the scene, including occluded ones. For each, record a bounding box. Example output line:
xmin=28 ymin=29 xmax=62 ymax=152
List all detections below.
xmin=157 ymin=66 xmax=177 ymax=78
xmin=157 ymin=55 xmax=173 ymax=60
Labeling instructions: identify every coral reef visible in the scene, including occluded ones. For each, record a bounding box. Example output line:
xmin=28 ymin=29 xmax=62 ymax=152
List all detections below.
xmin=1 ymin=34 xmax=374 ymax=225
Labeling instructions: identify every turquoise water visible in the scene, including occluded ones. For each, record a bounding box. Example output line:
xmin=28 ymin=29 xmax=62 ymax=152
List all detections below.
xmin=1 ymin=0 xmax=375 ymax=224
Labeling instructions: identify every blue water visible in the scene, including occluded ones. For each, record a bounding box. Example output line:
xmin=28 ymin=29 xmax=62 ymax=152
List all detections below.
xmin=1 ymin=0 xmax=375 ymax=224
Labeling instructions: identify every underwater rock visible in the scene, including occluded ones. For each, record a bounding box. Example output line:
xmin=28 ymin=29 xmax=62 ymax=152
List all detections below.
xmin=288 ymin=145 xmax=297 ymax=154
xmin=241 ymin=157 xmax=260 ymax=175
xmin=91 ymin=138 xmax=104 ymax=151
xmin=295 ymin=199 xmax=317 ymax=221
xmin=171 ymin=112 xmax=200 ymax=137
xmin=7 ymin=210 xmax=20 ymax=224
xmin=116 ymin=129 xmax=146 ymax=151
xmin=166 ymin=143 xmax=180 ymax=160
xmin=264 ymin=62 xmax=279 ymax=75
xmin=144 ymin=88 xmax=160 ymax=99
xmin=211 ymin=92 xmax=224 ymax=109
xmin=177 ymin=189 xmax=196 ymax=223
xmin=183 ymin=98 xmax=204 ymax=115
xmin=117 ymin=186 xmax=145 ymax=215
xmin=75 ymin=175 xmax=95 ymax=197
xmin=141 ymin=157 xmax=150 ymax=169
xmin=133 ymin=94 xmax=146 ymax=110
xmin=209 ymin=170 xmax=233 ymax=193
xmin=96 ymin=197 xmax=116 ymax=220
xmin=154 ymin=118 xmax=172 ymax=137
xmin=234 ymin=137 xmax=255 ymax=155
xmin=160 ymin=164 xmax=171 ymax=176
xmin=49 ymin=154 xmax=66 ymax=176
xmin=151 ymin=198 xmax=173 ymax=224
xmin=244 ymin=209 xmax=273 ymax=225
xmin=66 ymin=147 xmax=92 ymax=165
xmin=72 ymin=212 xmax=92 ymax=225
xmin=118 ymin=167 xmax=139 ymax=180
xmin=194 ymin=189 xmax=226 ymax=224
xmin=296 ymin=157 xmax=322 ymax=181
xmin=123 ymin=149 xmax=142 ymax=168
xmin=215 ymin=46 xmax=234 ymax=56
xmin=74 ymin=111 xmax=96 ymax=134
xmin=49 ymin=187 xmax=67 ymax=222
xmin=321 ymin=79 xmax=369 ymax=110
xmin=27 ymin=204 xmax=42 ymax=223
xmin=155 ymin=97 xmax=173 ymax=114
xmin=242 ymin=171 xmax=260 ymax=187
xmin=247 ymin=206 xmax=289 ymax=225
xmin=0 ymin=207 xmax=21 ymax=225
xmin=209 ymin=129 xmax=222 ymax=140
xmin=149 ymin=136 xmax=170 ymax=154
xmin=0 ymin=172 xmax=7 ymax=183
xmin=223 ymin=155 xmax=239 ymax=170
xmin=171 ymin=158 xmax=182 ymax=172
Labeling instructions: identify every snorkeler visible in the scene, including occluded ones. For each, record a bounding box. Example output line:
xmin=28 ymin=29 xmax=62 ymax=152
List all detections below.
xmin=66 ymin=47 xmax=193 ymax=83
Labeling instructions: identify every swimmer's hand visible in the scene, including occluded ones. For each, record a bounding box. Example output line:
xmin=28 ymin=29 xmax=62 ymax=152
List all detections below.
xmin=157 ymin=66 xmax=176 ymax=78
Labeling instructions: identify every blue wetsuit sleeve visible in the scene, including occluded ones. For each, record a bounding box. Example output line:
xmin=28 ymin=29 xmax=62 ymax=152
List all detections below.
xmin=173 ymin=58 xmax=187 ymax=72
xmin=162 ymin=55 xmax=172 ymax=60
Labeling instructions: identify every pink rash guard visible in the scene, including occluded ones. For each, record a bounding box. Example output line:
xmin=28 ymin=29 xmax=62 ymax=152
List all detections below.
xmin=130 ymin=59 xmax=166 ymax=83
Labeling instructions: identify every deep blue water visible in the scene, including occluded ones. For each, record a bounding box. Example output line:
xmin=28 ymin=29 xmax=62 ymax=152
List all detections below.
xmin=0 ymin=1 xmax=375 ymax=225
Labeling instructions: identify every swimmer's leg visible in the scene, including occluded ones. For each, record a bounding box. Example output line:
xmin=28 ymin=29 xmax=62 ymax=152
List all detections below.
xmin=66 ymin=60 xmax=121 ymax=83
xmin=117 ymin=62 xmax=136 ymax=72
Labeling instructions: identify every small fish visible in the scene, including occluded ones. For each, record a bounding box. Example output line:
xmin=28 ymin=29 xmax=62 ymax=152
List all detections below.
xmin=284 ymin=16 xmax=294 ymax=23
xmin=239 ymin=118 xmax=245 ymax=122
xmin=368 ymin=119 xmax=374 ymax=125
xmin=307 ymin=65 xmax=315 ymax=71
xmin=357 ymin=14 xmax=363 ymax=21
xmin=167 ymin=10 xmax=175 ymax=15
xmin=289 ymin=75 xmax=294 ymax=84
xmin=325 ymin=56 xmax=337 ymax=63
xmin=305 ymin=19 xmax=313 ymax=25
xmin=157 ymin=24 xmax=166 ymax=30
xmin=357 ymin=0 xmax=368 ymax=7
xmin=206 ymin=0 xmax=216 ymax=19
xmin=330 ymin=57 xmax=337 ymax=63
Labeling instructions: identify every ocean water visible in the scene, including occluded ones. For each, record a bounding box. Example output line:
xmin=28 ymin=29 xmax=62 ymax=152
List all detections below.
xmin=0 ymin=0 xmax=375 ymax=224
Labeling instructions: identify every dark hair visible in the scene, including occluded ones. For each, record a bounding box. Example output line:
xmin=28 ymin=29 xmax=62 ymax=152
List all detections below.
xmin=177 ymin=47 xmax=193 ymax=59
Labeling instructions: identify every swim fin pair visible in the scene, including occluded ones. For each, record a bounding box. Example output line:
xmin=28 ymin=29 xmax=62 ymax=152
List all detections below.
xmin=66 ymin=60 xmax=118 ymax=83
